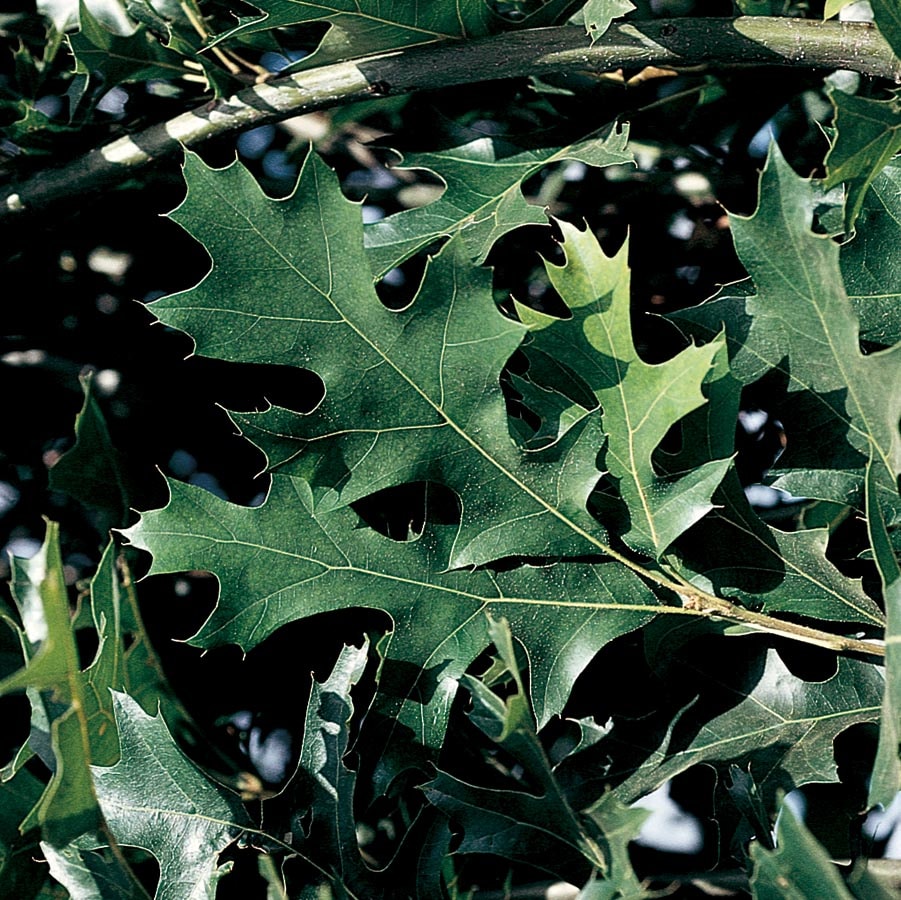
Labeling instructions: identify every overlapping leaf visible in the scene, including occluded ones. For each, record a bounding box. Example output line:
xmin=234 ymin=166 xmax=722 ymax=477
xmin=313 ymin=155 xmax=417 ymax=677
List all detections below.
xmin=425 ymin=616 xmax=647 ymax=892
xmin=49 ymin=373 xmax=139 ymax=536
xmin=671 ymin=144 xmax=901 ymax=513
xmin=823 ymin=85 xmax=901 ymax=236
xmin=661 ymin=348 xmax=882 ymax=624
xmin=665 ymin=148 xmax=900 ymax=798
xmin=282 ymin=640 xmax=379 ymax=896
xmin=0 ymin=766 xmax=48 ymax=896
xmin=68 ymin=2 xmax=198 ymax=90
xmin=865 ymin=461 xmax=901 ymax=807
xmin=579 ymin=0 xmax=636 ymax=42
xmin=0 ymin=525 xmax=185 ymax=900
xmin=869 ymin=0 xmax=901 ymax=60
xmin=515 ymin=220 xmax=732 ymax=557
xmin=211 ymin=0 xmax=590 ymax=68
xmin=839 ymin=159 xmax=901 ymax=348
xmin=553 ymin=648 xmax=884 ymax=808
xmin=0 ymin=524 xmax=105 ymax=848
xmin=364 ymin=125 xmax=632 ymax=278
xmin=211 ymin=0 xmax=498 ymax=68
xmin=749 ymin=801 xmax=857 ymax=899
xmin=41 ymin=840 xmax=152 ymax=900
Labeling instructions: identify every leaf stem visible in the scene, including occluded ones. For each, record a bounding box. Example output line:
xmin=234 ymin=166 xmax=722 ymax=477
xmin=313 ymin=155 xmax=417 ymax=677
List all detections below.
xmin=578 ymin=538 xmax=886 ymax=658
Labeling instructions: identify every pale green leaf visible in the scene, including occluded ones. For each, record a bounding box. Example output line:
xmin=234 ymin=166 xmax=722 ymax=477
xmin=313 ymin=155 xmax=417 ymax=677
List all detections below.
xmin=521 ymin=219 xmax=731 ymax=557
xmin=579 ymin=0 xmax=635 ymax=42
xmin=42 ymin=841 xmax=149 ymax=900
xmin=750 ymin=800 xmax=855 ymax=899
xmin=824 ymin=0 xmax=858 ymax=18
xmin=580 ymin=793 xmax=652 ymax=899
xmin=660 ymin=354 xmax=881 ymax=624
xmin=89 ymin=692 xmax=250 ymax=900
xmin=364 ymin=125 xmax=633 ymax=278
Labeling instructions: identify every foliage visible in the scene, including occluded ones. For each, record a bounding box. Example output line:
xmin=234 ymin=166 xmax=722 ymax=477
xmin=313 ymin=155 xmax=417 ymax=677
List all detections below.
xmin=1 ymin=0 xmax=901 ymax=897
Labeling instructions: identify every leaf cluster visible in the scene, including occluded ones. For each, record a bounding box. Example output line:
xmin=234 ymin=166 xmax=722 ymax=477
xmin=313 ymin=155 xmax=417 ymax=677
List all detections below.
xmin=1 ymin=1 xmax=901 ymax=898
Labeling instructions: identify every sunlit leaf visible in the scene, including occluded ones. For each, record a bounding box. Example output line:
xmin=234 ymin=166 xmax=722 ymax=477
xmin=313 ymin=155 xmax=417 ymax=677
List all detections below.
xmin=749 ymin=799 xmax=855 ymax=899
xmin=88 ymin=692 xmax=250 ymax=900
xmin=518 ymin=219 xmax=731 ymax=557
xmin=364 ymin=124 xmax=632 ymax=278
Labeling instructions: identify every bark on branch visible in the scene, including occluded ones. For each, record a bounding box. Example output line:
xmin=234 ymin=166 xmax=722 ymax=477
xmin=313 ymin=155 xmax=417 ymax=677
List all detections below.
xmin=1 ymin=17 xmax=899 ymax=223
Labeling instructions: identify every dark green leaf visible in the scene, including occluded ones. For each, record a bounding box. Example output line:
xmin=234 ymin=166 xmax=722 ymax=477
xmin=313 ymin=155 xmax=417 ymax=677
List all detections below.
xmin=671 ymin=144 xmax=901 ymax=516
xmin=121 ymin=475 xmax=657 ymax=775
xmin=0 ymin=523 xmax=103 ymax=847
xmin=555 ymin=648 xmax=884 ymax=808
xmin=68 ymin=1 xmax=193 ymax=89
xmin=823 ymin=86 xmax=901 ymax=236
xmin=150 ymin=150 xmax=612 ymax=568
xmin=49 ymin=372 xmax=138 ymax=535
xmin=869 ymin=0 xmax=901 ymax=61
xmin=662 ymin=353 xmax=881 ymax=624
xmin=840 ymin=160 xmax=901 ymax=348
xmin=211 ymin=0 xmax=498 ymax=69
xmin=864 ymin=460 xmax=901 ymax=807
xmin=444 ymin=615 xmax=647 ymax=891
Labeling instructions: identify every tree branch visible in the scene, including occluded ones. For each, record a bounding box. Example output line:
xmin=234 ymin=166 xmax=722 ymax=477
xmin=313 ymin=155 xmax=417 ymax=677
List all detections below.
xmin=1 ymin=17 xmax=899 ymax=222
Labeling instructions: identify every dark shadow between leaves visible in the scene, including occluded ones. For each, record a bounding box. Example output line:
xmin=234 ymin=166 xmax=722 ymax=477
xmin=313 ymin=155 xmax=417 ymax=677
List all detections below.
xmin=352 ymin=481 xmax=461 ymax=541
xmin=553 ymin=634 xmax=773 ymax=803
xmin=374 ymin=239 xmax=447 ymax=311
